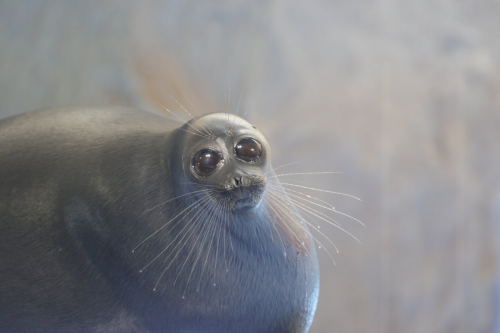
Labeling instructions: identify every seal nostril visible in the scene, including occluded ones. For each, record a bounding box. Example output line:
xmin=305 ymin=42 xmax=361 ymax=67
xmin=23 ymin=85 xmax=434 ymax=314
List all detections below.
xmin=233 ymin=178 xmax=240 ymax=187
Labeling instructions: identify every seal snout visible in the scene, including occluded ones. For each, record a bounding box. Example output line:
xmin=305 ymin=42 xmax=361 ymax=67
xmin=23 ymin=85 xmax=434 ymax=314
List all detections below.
xmin=229 ymin=175 xmax=266 ymax=211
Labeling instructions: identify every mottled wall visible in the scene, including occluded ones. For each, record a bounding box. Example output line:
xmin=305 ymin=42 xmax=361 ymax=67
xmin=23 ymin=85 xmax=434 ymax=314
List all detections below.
xmin=1 ymin=1 xmax=499 ymax=332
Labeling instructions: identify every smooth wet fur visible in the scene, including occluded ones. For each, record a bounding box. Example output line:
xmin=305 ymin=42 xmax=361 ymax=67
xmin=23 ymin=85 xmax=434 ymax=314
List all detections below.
xmin=0 ymin=107 xmax=319 ymax=333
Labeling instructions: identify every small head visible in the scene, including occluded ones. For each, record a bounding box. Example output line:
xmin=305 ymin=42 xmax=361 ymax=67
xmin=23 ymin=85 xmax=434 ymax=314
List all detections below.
xmin=174 ymin=113 xmax=271 ymax=213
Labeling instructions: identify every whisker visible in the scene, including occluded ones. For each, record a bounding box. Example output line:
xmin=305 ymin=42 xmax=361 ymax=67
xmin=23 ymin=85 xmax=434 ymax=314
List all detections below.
xmin=263 ymin=196 xmax=311 ymax=259
xmin=139 ymin=197 xmax=208 ymax=272
xmin=267 ymin=187 xmax=341 ymax=227
xmin=154 ymin=193 xmax=216 ymax=291
xmin=260 ymin=199 xmax=276 ymax=244
xmin=267 ymin=196 xmax=337 ymax=263
xmin=235 ymin=81 xmax=244 ymax=118
xmin=327 ymin=207 xmax=364 ymax=226
xmin=177 ymin=192 xmax=220 ymax=291
xmin=182 ymin=95 xmax=215 ymax=136
xmin=211 ymin=193 xmax=226 ymax=285
xmin=164 ymin=91 xmax=194 ymax=118
xmin=264 ymin=198 xmax=291 ymax=258
xmin=236 ymin=111 xmax=247 ymax=127
xmin=280 ymin=182 xmax=362 ymax=201
xmin=264 ymin=162 xmax=300 ymax=176
xmin=155 ymin=102 xmax=209 ymax=137
xmin=177 ymin=127 xmax=209 ymax=138
xmin=143 ymin=189 xmax=212 ymax=213
xmin=222 ymin=197 xmax=231 ymax=271
xmin=268 ymin=188 xmax=342 ymax=229
xmin=269 ymin=193 xmax=337 ymax=245
xmin=196 ymin=192 xmax=225 ymax=290
xmin=268 ymin=190 xmax=361 ymax=244
xmin=133 ymin=193 xmax=209 ymax=252
xmin=265 ymin=203 xmax=315 ymax=262
xmin=139 ymin=195 xmax=213 ymax=273
xmin=267 ymin=171 xmax=343 ymax=179
xmin=182 ymin=93 xmax=200 ymax=117
xmin=269 ymin=183 xmax=365 ymax=226
xmin=267 ymin=182 xmax=335 ymax=210
xmin=228 ymin=57 xmax=231 ymax=115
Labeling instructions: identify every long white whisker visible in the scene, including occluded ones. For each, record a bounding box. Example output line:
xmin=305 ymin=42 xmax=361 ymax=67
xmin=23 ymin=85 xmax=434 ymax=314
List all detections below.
xmin=196 ymin=192 xmax=225 ymax=290
xmin=267 ymin=183 xmax=335 ymax=210
xmin=156 ymin=102 xmax=209 ymax=137
xmin=280 ymin=182 xmax=361 ymax=201
xmin=155 ymin=193 xmax=216 ymax=291
xmin=144 ymin=189 xmax=212 ymax=213
xmin=133 ymin=194 xmax=209 ymax=252
xmin=264 ymin=198 xmax=290 ymax=257
xmin=268 ymin=194 xmax=337 ymax=263
xmin=269 ymin=183 xmax=365 ymax=226
xmin=267 ymin=187 xmax=341 ymax=227
xmin=264 ymin=162 xmax=300 ymax=176
xmin=177 ymin=128 xmax=209 ymax=138
xmin=269 ymin=190 xmax=361 ymax=244
xmin=177 ymin=192 xmax=220 ymax=291
xmin=140 ymin=195 xmax=212 ymax=273
xmin=235 ymin=81 xmax=244 ymax=118
xmin=211 ymin=193 xmax=225 ymax=285
xmin=264 ymin=197 xmax=315 ymax=261
xmin=267 ymin=172 xmax=343 ymax=179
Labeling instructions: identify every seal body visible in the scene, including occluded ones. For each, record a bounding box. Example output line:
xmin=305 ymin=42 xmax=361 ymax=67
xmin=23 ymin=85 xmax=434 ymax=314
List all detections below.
xmin=0 ymin=107 xmax=319 ymax=333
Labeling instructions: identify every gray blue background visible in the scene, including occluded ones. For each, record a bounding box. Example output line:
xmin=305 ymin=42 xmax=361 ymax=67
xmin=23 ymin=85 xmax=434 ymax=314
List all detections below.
xmin=1 ymin=1 xmax=499 ymax=332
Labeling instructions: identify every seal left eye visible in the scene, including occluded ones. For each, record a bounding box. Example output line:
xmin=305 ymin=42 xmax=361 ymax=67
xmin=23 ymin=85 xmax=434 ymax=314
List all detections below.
xmin=235 ymin=138 xmax=262 ymax=162
xmin=193 ymin=149 xmax=221 ymax=176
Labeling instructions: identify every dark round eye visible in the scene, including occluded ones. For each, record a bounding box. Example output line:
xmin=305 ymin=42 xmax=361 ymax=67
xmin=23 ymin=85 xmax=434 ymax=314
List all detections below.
xmin=235 ymin=138 xmax=262 ymax=162
xmin=193 ymin=149 xmax=221 ymax=176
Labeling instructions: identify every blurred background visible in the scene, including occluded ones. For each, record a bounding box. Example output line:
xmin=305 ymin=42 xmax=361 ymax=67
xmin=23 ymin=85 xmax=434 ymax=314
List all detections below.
xmin=1 ymin=1 xmax=499 ymax=332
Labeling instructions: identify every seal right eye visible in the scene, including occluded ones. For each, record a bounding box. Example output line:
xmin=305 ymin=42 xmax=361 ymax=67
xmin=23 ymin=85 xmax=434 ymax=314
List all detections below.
xmin=193 ymin=149 xmax=221 ymax=176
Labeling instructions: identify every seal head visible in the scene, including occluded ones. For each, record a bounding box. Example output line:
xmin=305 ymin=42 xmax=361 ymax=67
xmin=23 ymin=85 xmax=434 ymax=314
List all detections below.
xmin=173 ymin=113 xmax=271 ymax=213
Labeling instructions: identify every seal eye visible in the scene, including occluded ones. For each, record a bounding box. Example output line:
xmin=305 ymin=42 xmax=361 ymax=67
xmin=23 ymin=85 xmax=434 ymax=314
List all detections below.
xmin=235 ymin=138 xmax=262 ymax=162
xmin=193 ymin=149 xmax=221 ymax=176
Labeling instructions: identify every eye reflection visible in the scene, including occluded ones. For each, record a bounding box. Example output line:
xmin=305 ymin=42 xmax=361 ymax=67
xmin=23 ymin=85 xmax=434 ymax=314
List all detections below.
xmin=235 ymin=138 xmax=262 ymax=162
xmin=193 ymin=149 xmax=221 ymax=176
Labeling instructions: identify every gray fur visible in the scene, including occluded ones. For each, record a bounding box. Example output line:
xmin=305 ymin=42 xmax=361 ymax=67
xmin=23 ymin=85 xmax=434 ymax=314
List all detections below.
xmin=0 ymin=107 xmax=319 ymax=333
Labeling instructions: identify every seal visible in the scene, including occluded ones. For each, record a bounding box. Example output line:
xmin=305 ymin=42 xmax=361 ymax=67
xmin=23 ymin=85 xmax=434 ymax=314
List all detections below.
xmin=0 ymin=107 xmax=319 ymax=333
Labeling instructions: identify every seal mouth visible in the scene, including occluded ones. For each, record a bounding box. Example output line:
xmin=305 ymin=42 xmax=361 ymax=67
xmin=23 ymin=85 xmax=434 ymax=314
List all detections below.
xmin=222 ymin=183 xmax=265 ymax=212
xmin=234 ymin=197 xmax=256 ymax=211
